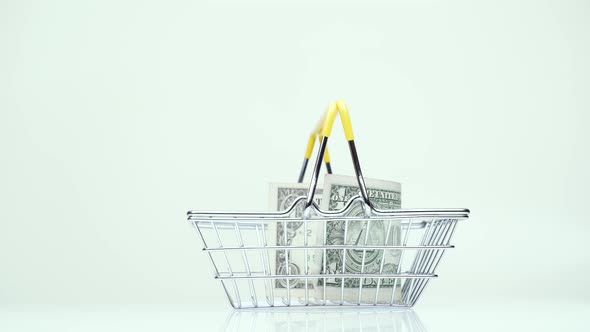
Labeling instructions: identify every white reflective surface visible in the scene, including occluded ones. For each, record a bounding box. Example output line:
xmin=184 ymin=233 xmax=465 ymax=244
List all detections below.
xmin=1 ymin=300 xmax=587 ymax=332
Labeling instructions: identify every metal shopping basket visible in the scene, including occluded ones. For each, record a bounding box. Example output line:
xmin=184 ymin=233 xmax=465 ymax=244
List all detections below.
xmin=188 ymin=100 xmax=470 ymax=308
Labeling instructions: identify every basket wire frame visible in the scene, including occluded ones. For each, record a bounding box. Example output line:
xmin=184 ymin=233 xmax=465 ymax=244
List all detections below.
xmin=190 ymin=208 xmax=465 ymax=308
xmin=188 ymin=116 xmax=469 ymax=309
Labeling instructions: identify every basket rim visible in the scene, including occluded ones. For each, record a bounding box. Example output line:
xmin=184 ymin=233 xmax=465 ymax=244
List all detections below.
xmin=189 ymin=195 xmax=469 ymax=218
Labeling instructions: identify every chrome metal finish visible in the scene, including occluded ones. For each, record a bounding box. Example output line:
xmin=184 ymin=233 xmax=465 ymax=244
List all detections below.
xmin=298 ymin=158 xmax=309 ymax=183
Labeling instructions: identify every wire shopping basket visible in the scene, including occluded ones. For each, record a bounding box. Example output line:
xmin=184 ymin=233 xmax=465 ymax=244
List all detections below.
xmin=188 ymin=100 xmax=470 ymax=308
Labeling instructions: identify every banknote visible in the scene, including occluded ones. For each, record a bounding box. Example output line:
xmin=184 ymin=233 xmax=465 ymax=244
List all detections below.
xmin=315 ymin=174 xmax=403 ymax=303
xmin=268 ymin=183 xmax=324 ymax=301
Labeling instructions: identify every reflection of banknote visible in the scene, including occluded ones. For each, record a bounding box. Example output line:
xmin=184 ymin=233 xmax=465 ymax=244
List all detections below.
xmin=316 ymin=174 xmax=403 ymax=303
xmin=268 ymin=183 xmax=323 ymax=300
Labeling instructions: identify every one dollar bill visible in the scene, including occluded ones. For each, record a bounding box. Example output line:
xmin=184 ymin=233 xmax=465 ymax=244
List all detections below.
xmin=268 ymin=183 xmax=323 ymax=301
xmin=315 ymin=174 xmax=403 ymax=303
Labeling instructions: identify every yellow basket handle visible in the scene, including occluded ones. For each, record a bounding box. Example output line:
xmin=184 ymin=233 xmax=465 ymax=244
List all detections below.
xmin=303 ymin=99 xmax=371 ymax=208
xmin=298 ymin=109 xmax=333 ymax=183
xmin=307 ymin=99 xmax=353 ymax=155
xmin=298 ymin=100 xmax=356 ymax=182
xmin=321 ymin=99 xmax=355 ymax=141
xmin=304 ymin=133 xmax=331 ymax=162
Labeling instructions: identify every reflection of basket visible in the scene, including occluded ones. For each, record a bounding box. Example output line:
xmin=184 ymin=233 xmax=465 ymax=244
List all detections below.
xmin=223 ymin=308 xmax=427 ymax=331
xmin=188 ymin=100 xmax=470 ymax=308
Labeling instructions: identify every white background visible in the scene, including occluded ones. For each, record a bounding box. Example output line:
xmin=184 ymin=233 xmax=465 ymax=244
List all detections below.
xmin=1 ymin=0 xmax=589 ymax=330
